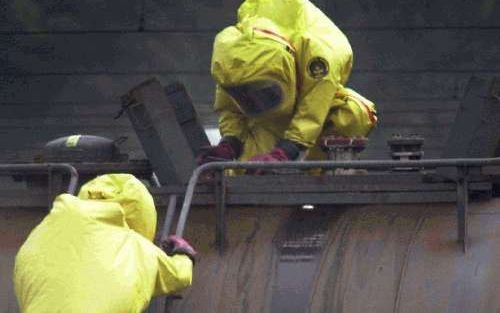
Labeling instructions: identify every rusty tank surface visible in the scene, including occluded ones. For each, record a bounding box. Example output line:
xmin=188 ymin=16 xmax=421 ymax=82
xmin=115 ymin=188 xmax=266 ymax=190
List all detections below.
xmin=121 ymin=195 xmax=500 ymax=313
xmin=2 ymin=199 xmax=500 ymax=313
xmin=169 ymin=198 xmax=500 ymax=313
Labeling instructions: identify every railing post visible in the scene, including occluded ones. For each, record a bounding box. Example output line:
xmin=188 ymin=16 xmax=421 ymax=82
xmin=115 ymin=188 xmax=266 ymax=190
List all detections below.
xmin=47 ymin=165 xmax=53 ymax=207
xmin=456 ymin=166 xmax=469 ymax=253
xmin=161 ymin=195 xmax=178 ymax=241
xmin=215 ymin=169 xmax=227 ymax=254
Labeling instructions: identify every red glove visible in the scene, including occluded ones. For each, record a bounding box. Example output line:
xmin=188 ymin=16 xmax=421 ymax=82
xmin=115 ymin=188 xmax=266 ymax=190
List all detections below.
xmin=196 ymin=136 xmax=242 ymax=165
xmin=249 ymin=147 xmax=289 ymax=162
xmin=197 ymin=142 xmax=235 ymax=165
xmin=248 ymin=147 xmax=289 ymax=175
xmin=162 ymin=235 xmax=197 ymax=264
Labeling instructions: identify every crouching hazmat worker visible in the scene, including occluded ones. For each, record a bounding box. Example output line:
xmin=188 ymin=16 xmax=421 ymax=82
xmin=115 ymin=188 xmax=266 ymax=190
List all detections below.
xmin=13 ymin=174 xmax=196 ymax=313
xmin=198 ymin=0 xmax=377 ymax=166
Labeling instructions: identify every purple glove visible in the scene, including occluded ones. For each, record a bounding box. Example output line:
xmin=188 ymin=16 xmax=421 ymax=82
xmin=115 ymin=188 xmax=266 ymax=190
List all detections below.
xmin=196 ymin=137 xmax=242 ymax=165
xmin=162 ymin=235 xmax=197 ymax=264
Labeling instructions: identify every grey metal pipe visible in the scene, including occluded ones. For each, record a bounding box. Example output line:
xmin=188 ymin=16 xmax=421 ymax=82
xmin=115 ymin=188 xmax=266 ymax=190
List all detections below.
xmin=161 ymin=195 xmax=178 ymax=239
xmin=456 ymin=166 xmax=469 ymax=252
xmin=0 ymin=163 xmax=79 ymax=195
xmin=175 ymin=157 xmax=500 ymax=237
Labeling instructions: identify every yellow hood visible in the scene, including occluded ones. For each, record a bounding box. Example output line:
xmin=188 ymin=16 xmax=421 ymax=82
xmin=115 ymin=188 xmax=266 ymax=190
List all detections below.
xmin=78 ymin=173 xmax=157 ymax=241
xmin=211 ymin=18 xmax=297 ymax=114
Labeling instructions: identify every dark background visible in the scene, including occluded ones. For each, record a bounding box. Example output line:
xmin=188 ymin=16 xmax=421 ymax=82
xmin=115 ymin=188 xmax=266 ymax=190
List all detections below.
xmin=1 ymin=0 xmax=499 ymax=161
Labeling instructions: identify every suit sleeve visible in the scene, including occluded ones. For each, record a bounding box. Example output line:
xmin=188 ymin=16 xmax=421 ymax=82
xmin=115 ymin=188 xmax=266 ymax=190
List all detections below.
xmin=154 ymin=250 xmax=193 ymax=295
xmin=284 ymin=36 xmax=346 ymax=147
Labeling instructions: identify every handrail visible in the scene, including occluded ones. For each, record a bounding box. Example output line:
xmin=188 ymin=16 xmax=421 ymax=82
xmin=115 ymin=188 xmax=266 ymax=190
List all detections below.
xmin=175 ymin=157 xmax=500 ymax=237
xmin=0 ymin=163 xmax=79 ymax=195
xmin=169 ymin=157 xmax=500 ymax=253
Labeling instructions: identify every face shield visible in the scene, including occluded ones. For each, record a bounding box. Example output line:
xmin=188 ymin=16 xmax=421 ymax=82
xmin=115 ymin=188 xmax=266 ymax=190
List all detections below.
xmin=223 ymin=80 xmax=284 ymax=117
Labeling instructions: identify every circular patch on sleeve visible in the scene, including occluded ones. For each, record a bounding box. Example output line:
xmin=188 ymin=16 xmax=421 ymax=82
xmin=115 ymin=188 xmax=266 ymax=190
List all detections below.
xmin=307 ymin=57 xmax=329 ymax=79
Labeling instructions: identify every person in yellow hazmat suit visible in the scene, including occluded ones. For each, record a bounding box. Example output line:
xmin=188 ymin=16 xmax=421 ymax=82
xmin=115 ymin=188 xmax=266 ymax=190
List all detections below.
xmin=13 ymin=174 xmax=196 ymax=313
xmin=198 ymin=0 xmax=377 ymax=166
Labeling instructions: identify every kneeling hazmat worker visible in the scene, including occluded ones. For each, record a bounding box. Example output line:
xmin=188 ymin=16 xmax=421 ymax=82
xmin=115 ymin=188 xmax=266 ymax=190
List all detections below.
xmin=13 ymin=174 xmax=196 ymax=313
xmin=198 ymin=0 xmax=378 ymax=166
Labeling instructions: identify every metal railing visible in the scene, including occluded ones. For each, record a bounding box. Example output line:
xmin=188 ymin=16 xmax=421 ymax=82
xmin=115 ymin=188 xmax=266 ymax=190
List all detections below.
xmin=0 ymin=163 xmax=79 ymax=195
xmin=164 ymin=157 xmax=500 ymax=253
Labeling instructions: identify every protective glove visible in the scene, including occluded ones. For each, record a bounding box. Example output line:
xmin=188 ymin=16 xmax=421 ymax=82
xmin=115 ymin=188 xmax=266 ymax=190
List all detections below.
xmin=248 ymin=139 xmax=303 ymax=174
xmin=249 ymin=147 xmax=290 ymax=162
xmin=162 ymin=235 xmax=197 ymax=264
xmin=196 ymin=136 xmax=242 ymax=165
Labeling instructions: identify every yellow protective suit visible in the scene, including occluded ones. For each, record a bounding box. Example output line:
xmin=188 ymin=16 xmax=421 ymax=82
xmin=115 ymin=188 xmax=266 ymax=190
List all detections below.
xmin=13 ymin=174 xmax=193 ymax=313
xmin=211 ymin=0 xmax=377 ymax=160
